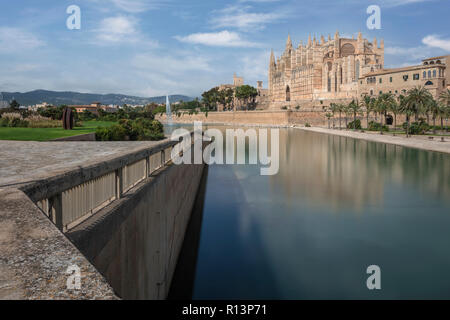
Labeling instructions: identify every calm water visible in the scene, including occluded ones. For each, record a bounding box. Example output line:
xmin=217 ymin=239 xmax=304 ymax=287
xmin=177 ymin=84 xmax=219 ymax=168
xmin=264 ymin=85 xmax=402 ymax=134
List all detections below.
xmin=169 ymin=126 xmax=450 ymax=299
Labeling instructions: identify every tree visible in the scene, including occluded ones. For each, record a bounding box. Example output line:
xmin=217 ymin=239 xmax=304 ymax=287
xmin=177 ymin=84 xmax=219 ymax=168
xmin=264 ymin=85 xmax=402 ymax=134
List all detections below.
xmin=10 ymin=99 xmax=20 ymax=110
xmin=334 ymin=103 xmax=345 ymax=130
xmin=329 ymin=103 xmax=339 ymax=129
xmin=325 ymin=112 xmax=333 ymax=129
xmin=235 ymin=85 xmax=258 ymax=111
xmin=223 ymin=88 xmax=234 ymax=111
xmin=405 ymin=86 xmax=432 ymax=122
xmin=389 ymin=97 xmax=402 ymax=135
xmin=348 ymin=99 xmax=361 ymax=131
xmin=362 ymin=94 xmax=375 ymax=129
xmin=428 ymin=98 xmax=440 ymax=134
xmin=375 ymin=93 xmax=395 ymax=134
xmin=401 ymin=87 xmax=431 ymax=137
xmin=202 ymin=87 xmax=220 ymax=111
xmin=439 ymin=89 xmax=450 ymax=109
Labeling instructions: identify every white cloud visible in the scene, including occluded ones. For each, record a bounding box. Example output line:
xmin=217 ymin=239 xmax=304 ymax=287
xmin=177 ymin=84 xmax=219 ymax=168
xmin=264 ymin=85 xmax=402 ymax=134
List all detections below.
xmin=210 ymin=5 xmax=287 ymax=31
xmin=94 ymin=16 xmax=157 ymax=46
xmin=384 ymin=46 xmax=435 ymax=60
xmin=0 ymin=27 xmax=44 ymax=53
xmin=422 ymin=35 xmax=450 ymax=52
xmin=240 ymin=50 xmax=269 ymax=83
xmin=96 ymin=16 xmax=138 ymax=42
xmin=175 ymin=31 xmax=261 ymax=47
xmin=110 ymin=0 xmax=163 ymax=13
xmin=372 ymin=0 xmax=433 ymax=7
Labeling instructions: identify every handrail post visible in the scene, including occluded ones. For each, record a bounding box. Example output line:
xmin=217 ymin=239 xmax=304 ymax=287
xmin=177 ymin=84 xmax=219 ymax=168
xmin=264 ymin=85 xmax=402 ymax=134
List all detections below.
xmin=115 ymin=167 xmax=123 ymax=199
xmin=161 ymin=150 xmax=165 ymax=167
xmin=146 ymin=156 xmax=150 ymax=177
xmin=49 ymin=193 xmax=63 ymax=230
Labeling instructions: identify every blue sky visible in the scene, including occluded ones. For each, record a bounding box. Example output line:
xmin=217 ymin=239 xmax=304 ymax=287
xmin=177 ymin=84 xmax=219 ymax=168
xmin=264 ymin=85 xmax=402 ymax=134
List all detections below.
xmin=0 ymin=0 xmax=449 ymax=97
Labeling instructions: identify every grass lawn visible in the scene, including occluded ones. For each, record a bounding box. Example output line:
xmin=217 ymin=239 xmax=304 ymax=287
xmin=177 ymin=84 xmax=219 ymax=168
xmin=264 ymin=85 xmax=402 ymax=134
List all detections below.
xmin=0 ymin=121 xmax=116 ymax=141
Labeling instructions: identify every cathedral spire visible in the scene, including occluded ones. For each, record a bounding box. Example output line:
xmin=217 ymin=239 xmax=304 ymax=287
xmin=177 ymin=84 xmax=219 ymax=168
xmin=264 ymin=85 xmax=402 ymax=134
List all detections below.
xmin=335 ymin=30 xmax=339 ymax=39
xmin=286 ymin=34 xmax=292 ymax=48
xmin=373 ymin=37 xmax=377 ymax=48
xmin=328 ymin=34 xmax=331 ymax=42
xmin=270 ymin=49 xmax=275 ymax=65
xmin=358 ymin=31 xmax=362 ymax=41
xmin=380 ymin=38 xmax=384 ymax=48
xmin=321 ymin=35 xmax=325 ymax=44
xmin=308 ymin=34 xmax=312 ymax=47
xmin=313 ymin=35 xmax=317 ymax=46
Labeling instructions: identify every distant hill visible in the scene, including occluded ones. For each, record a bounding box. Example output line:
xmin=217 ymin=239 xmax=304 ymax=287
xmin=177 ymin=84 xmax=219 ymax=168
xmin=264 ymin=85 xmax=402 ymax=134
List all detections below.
xmin=0 ymin=90 xmax=193 ymax=106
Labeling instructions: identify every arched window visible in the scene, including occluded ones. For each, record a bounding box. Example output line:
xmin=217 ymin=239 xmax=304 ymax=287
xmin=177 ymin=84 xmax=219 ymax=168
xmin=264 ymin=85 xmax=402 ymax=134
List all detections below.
xmin=355 ymin=60 xmax=360 ymax=81
xmin=423 ymin=71 xmax=427 ymax=78
xmin=335 ymin=73 xmax=337 ymax=92
xmin=425 ymin=81 xmax=433 ymax=86
xmin=433 ymin=70 xmax=436 ymax=77
xmin=424 ymin=62 xmax=429 ymax=65
xmin=437 ymin=60 xmax=441 ymax=64
xmin=327 ymin=77 xmax=331 ymax=92
xmin=430 ymin=61 xmax=435 ymax=65
xmin=286 ymin=86 xmax=290 ymax=102
xmin=428 ymin=70 xmax=432 ymax=78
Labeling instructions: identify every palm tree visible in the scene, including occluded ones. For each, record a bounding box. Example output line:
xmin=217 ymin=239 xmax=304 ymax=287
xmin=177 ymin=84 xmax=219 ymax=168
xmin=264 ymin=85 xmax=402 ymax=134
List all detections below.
xmin=439 ymin=89 xmax=450 ymax=109
xmin=362 ymin=94 xmax=375 ymax=129
xmin=342 ymin=104 xmax=350 ymax=129
xmin=375 ymin=93 xmax=393 ymax=134
xmin=401 ymin=87 xmax=431 ymax=137
xmin=325 ymin=112 xmax=333 ymax=129
xmin=348 ymin=99 xmax=361 ymax=131
xmin=329 ymin=103 xmax=339 ymax=129
xmin=389 ymin=98 xmax=402 ymax=135
xmin=406 ymin=86 xmax=432 ymax=122
xmin=428 ymin=98 xmax=440 ymax=134
xmin=437 ymin=103 xmax=449 ymax=131
xmin=331 ymin=103 xmax=344 ymax=130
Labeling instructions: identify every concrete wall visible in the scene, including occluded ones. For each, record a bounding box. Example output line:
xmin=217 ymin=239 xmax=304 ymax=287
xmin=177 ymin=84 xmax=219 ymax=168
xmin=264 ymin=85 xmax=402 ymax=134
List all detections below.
xmin=0 ymin=188 xmax=116 ymax=300
xmin=67 ymin=161 xmax=205 ymax=300
xmin=157 ymin=110 xmax=329 ymax=127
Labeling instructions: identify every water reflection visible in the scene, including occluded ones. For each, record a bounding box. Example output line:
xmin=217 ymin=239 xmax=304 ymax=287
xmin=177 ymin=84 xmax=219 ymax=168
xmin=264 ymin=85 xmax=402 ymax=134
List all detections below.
xmin=169 ymin=126 xmax=450 ymax=299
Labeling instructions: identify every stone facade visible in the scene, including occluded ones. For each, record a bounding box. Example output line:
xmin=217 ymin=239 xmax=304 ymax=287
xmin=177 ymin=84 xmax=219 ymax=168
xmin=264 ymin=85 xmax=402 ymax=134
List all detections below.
xmin=358 ymin=55 xmax=449 ymax=99
xmin=268 ymin=32 xmax=448 ymax=109
xmin=268 ymin=32 xmax=384 ymax=108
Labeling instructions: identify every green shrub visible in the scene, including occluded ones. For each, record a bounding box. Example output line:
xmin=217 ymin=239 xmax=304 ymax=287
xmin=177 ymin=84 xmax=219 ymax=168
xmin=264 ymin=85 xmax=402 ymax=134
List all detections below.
xmin=295 ymin=105 xmax=300 ymax=110
xmin=402 ymin=120 xmax=430 ymax=135
xmin=305 ymin=123 xmax=311 ymax=127
xmin=95 ymin=118 xmax=165 ymax=141
xmin=347 ymin=119 xmax=361 ymax=129
xmin=0 ymin=118 xmax=9 ymax=127
xmin=281 ymin=106 xmax=288 ymax=110
xmin=368 ymin=121 xmax=389 ymax=132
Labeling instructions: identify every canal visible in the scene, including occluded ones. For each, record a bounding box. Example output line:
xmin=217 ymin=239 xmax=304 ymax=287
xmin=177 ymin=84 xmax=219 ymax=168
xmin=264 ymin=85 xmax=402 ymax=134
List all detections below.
xmin=168 ymin=126 xmax=450 ymax=299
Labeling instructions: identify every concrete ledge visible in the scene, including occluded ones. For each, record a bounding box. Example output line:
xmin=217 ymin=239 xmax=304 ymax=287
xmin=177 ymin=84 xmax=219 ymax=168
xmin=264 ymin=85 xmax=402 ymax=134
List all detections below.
xmin=0 ymin=188 xmax=117 ymax=300
xmin=52 ymin=133 xmax=96 ymax=141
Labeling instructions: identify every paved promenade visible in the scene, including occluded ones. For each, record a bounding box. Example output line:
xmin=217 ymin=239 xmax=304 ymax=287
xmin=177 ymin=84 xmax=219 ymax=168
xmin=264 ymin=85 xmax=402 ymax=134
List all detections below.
xmin=0 ymin=141 xmax=162 ymax=186
xmin=297 ymin=127 xmax=450 ymax=154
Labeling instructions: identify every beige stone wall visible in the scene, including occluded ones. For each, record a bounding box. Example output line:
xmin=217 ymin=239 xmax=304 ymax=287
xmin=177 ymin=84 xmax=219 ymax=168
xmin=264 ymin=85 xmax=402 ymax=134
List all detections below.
xmin=359 ymin=64 xmax=446 ymax=99
xmin=157 ymin=110 xmax=333 ymax=127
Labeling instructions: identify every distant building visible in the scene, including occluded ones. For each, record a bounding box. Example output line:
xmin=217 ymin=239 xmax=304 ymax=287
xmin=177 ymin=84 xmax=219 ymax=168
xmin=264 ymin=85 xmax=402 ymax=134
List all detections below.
xmin=268 ymin=32 xmax=448 ymax=109
xmin=28 ymin=102 xmax=51 ymax=112
xmin=217 ymin=74 xmax=269 ymax=110
xmin=358 ymin=55 xmax=449 ymax=99
xmin=70 ymin=102 xmax=102 ymax=115
xmin=0 ymin=93 xmax=9 ymax=109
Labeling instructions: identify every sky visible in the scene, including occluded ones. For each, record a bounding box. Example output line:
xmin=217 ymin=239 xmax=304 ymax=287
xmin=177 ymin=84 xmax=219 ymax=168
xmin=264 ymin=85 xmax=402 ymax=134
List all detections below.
xmin=0 ymin=0 xmax=449 ymax=98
